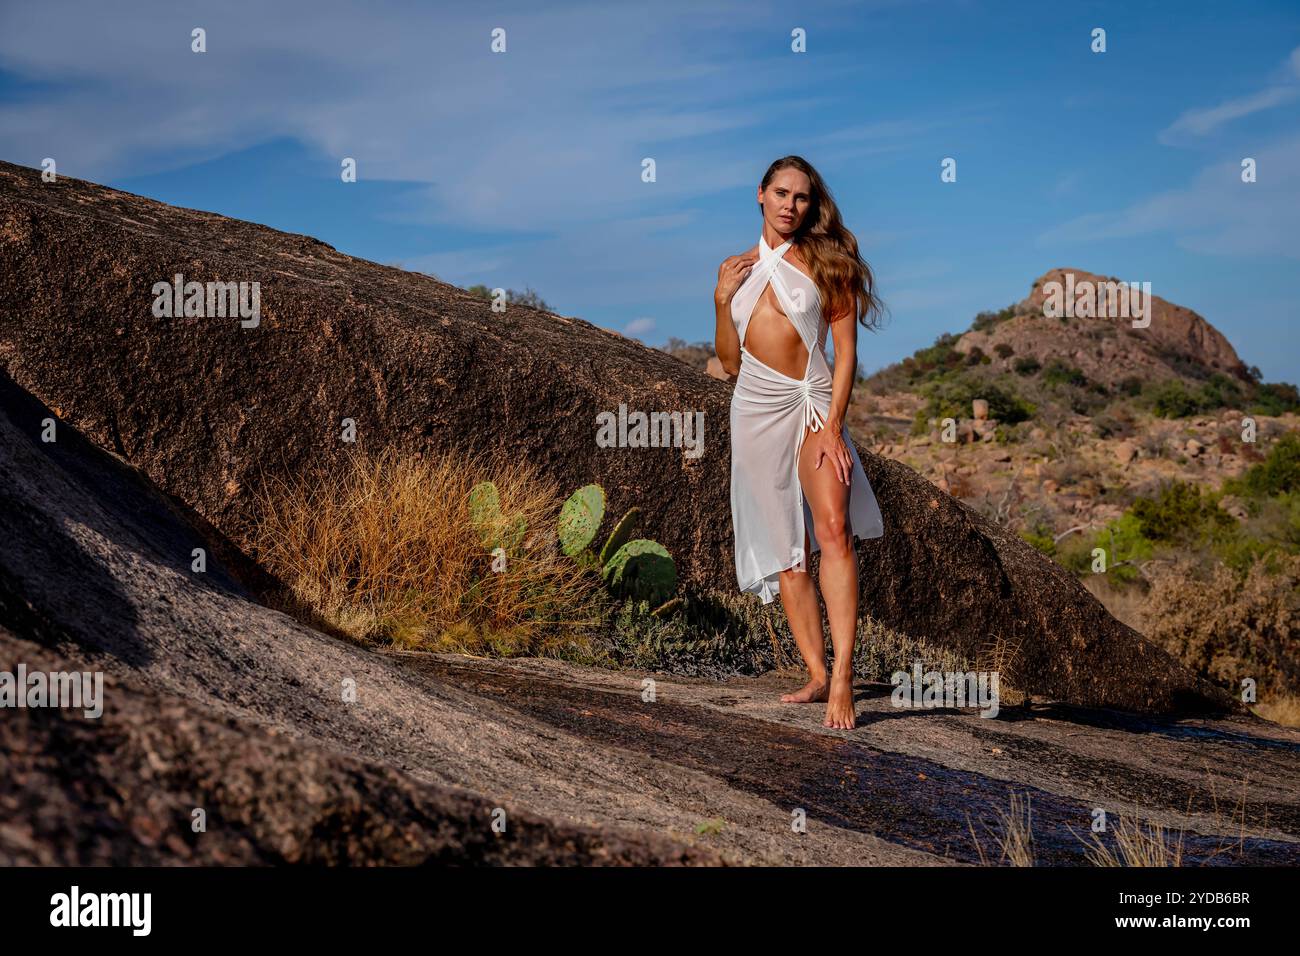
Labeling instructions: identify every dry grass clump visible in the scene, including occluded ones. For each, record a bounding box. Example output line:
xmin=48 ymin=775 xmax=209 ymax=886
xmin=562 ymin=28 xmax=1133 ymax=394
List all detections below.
xmin=251 ymin=446 xmax=606 ymax=656
xmin=1137 ymin=553 xmax=1300 ymax=721
xmin=966 ymin=791 xmax=1035 ymax=866
xmin=1076 ymin=814 xmax=1186 ymax=867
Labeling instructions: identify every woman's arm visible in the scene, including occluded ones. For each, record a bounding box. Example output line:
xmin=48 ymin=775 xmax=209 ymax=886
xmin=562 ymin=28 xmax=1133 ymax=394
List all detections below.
xmin=714 ymin=252 xmax=756 ymax=377
xmin=715 ymin=296 xmax=740 ymax=377
xmin=809 ymin=304 xmax=859 ymax=484
xmin=825 ymin=305 xmax=858 ymax=432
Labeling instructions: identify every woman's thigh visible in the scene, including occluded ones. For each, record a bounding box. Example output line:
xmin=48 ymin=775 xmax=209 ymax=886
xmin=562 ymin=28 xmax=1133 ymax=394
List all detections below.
xmin=797 ymin=423 xmax=852 ymax=538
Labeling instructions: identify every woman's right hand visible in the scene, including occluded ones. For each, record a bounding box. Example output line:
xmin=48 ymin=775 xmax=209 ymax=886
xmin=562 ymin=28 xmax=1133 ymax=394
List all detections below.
xmin=715 ymin=252 xmax=757 ymax=306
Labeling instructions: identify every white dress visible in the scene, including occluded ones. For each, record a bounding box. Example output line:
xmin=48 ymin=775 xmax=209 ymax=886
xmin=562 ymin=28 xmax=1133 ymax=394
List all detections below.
xmin=729 ymin=233 xmax=885 ymax=603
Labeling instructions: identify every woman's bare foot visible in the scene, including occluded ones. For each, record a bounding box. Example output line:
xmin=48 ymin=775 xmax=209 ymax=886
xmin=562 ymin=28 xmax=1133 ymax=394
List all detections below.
xmin=780 ymin=678 xmax=829 ymax=703
xmin=823 ymin=674 xmax=856 ymax=729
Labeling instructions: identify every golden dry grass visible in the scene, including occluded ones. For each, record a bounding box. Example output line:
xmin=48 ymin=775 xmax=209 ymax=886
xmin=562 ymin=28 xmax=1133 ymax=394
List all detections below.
xmin=251 ymin=446 xmax=607 ymax=656
xmin=1076 ymin=814 xmax=1186 ymax=867
xmin=1253 ymin=694 xmax=1300 ymax=728
xmin=966 ymin=791 xmax=1035 ymax=866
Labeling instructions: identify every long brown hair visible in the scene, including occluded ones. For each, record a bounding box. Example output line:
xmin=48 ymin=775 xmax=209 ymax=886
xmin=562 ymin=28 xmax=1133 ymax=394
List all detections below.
xmin=759 ymin=155 xmax=885 ymax=331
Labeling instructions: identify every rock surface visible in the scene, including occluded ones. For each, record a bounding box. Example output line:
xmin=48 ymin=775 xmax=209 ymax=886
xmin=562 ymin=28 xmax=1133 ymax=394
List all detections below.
xmin=2 ymin=368 xmax=1297 ymax=866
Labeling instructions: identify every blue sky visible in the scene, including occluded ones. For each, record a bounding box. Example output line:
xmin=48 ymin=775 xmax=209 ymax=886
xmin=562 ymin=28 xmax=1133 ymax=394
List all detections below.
xmin=1 ymin=0 xmax=1298 ymax=381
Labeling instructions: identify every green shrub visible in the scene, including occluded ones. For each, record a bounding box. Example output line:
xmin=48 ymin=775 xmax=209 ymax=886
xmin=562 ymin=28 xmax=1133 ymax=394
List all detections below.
xmin=1148 ymin=379 xmax=1202 ymax=418
xmin=1225 ymin=431 xmax=1300 ymax=498
xmin=1019 ymin=526 xmax=1056 ymax=556
xmin=970 ymin=305 xmax=1016 ymax=334
xmin=1041 ymin=359 xmax=1089 ymax=389
xmin=1198 ymin=372 xmax=1245 ymax=411
xmin=902 ymin=332 xmax=965 ymax=383
xmin=1249 ymin=381 xmax=1300 ymax=417
xmin=918 ymin=374 xmax=1036 ymax=424
xmin=1131 ymin=480 xmax=1233 ymax=543
xmin=1013 ymin=356 xmax=1041 ymax=376
xmin=1116 ymin=376 xmax=1143 ymax=397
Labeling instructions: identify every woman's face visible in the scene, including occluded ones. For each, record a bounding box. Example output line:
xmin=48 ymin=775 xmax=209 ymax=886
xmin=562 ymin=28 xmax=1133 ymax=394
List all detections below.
xmin=758 ymin=168 xmax=813 ymax=234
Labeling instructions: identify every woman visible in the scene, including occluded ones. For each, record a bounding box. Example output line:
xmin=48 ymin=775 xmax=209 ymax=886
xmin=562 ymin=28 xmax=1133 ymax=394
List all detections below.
xmin=714 ymin=155 xmax=885 ymax=730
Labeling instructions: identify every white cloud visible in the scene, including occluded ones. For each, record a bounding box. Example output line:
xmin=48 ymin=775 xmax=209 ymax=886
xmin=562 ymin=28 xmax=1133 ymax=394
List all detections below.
xmin=622 ymin=317 xmax=656 ymax=338
xmin=0 ymin=0 xmax=788 ymax=229
xmin=1160 ymin=45 xmax=1300 ymax=142
xmin=1037 ymin=134 xmax=1300 ymax=260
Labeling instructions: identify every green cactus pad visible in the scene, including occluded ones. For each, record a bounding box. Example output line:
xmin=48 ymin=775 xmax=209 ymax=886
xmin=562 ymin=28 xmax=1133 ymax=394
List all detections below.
xmin=499 ymin=513 xmax=527 ymax=554
xmin=469 ymin=481 xmax=502 ymax=546
xmin=469 ymin=481 xmax=528 ymax=554
xmin=598 ymin=506 xmax=641 ymax=567
xmin=602 ymin=539 xmax=676 ymax=606
xmin=559 ymin=484 xmax=605 ymax=556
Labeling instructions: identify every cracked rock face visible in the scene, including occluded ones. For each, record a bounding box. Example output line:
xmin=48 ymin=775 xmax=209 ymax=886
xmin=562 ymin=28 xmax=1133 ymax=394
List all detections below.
xmin=0 ymin=160 xmax=1232 ymax=715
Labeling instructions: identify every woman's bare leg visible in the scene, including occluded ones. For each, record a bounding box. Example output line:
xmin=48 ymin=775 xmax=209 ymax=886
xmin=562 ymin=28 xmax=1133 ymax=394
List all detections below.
xmin=798 ymin=426 xmax=859 ymax=729
xmin=777 ymin=529 xmax=827 ymax=703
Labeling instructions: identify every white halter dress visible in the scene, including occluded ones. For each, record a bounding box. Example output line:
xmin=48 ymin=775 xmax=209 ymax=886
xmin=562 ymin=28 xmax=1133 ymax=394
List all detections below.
xmin=729 ymin=234 xmax=884 ymax=603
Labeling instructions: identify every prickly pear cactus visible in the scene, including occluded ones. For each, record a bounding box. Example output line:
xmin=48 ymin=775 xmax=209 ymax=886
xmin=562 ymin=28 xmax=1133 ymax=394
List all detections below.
xmin=598 ymin=507 xmax=641 ymax=566
xmin=497 ymin=513 xmax=527 ymax=553
xmin=470 ymin=480 xmax=527 ymax=553
xmin=469 ymin=481 xmax=502 ymax=548
xmin=602 ymin=539 xmax=676 ymax=606
xmin=559 ymin=484 xmax=605 ymax=556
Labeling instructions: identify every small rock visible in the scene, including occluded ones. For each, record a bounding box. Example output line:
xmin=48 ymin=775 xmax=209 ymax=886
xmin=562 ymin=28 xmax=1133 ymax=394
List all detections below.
xmin=1185 ymin=438 xmax=1204 ymax=457
xmin=1042 ymin=480 xmax=1058 ymax=494
xmin=1115 ymin=441 xmax=1138 ymax=465
xmin=972 ymin=398 xmax=989 ymax=421
xmin=1217 ymin=494 xmax=1249 ymax=521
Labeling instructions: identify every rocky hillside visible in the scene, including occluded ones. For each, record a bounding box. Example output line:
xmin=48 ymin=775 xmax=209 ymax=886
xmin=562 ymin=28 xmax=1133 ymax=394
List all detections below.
xmin=954 ymin=267 xmax=1249 ymax=390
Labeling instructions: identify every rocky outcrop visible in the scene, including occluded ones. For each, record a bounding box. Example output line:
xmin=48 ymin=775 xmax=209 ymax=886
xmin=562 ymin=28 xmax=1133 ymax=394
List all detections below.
xmin=0 ymin=160 xmax=1233 ymax=715
xmin=2 ymin=366 xmax=1296 ymax=866
xmin=957 ymin=267 xmax=1250 ymax=388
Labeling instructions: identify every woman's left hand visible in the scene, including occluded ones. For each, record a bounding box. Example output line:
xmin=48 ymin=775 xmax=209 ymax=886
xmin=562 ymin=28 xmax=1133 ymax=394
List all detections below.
xmin=811 ymin=425 xmax=853 ymax=486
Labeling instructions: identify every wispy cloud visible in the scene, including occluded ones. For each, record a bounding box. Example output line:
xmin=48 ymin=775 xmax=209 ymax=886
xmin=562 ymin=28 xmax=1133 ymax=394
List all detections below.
xmin=622 ymin=317 xmax=656 ymax=339
xmin=1160 ymin=45 xmax=1300 ymax=142
xmin=0 ymin=0 xmax=781 ymax=229
xmin=1038 ymin=134 xmax=1300 ymax=259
